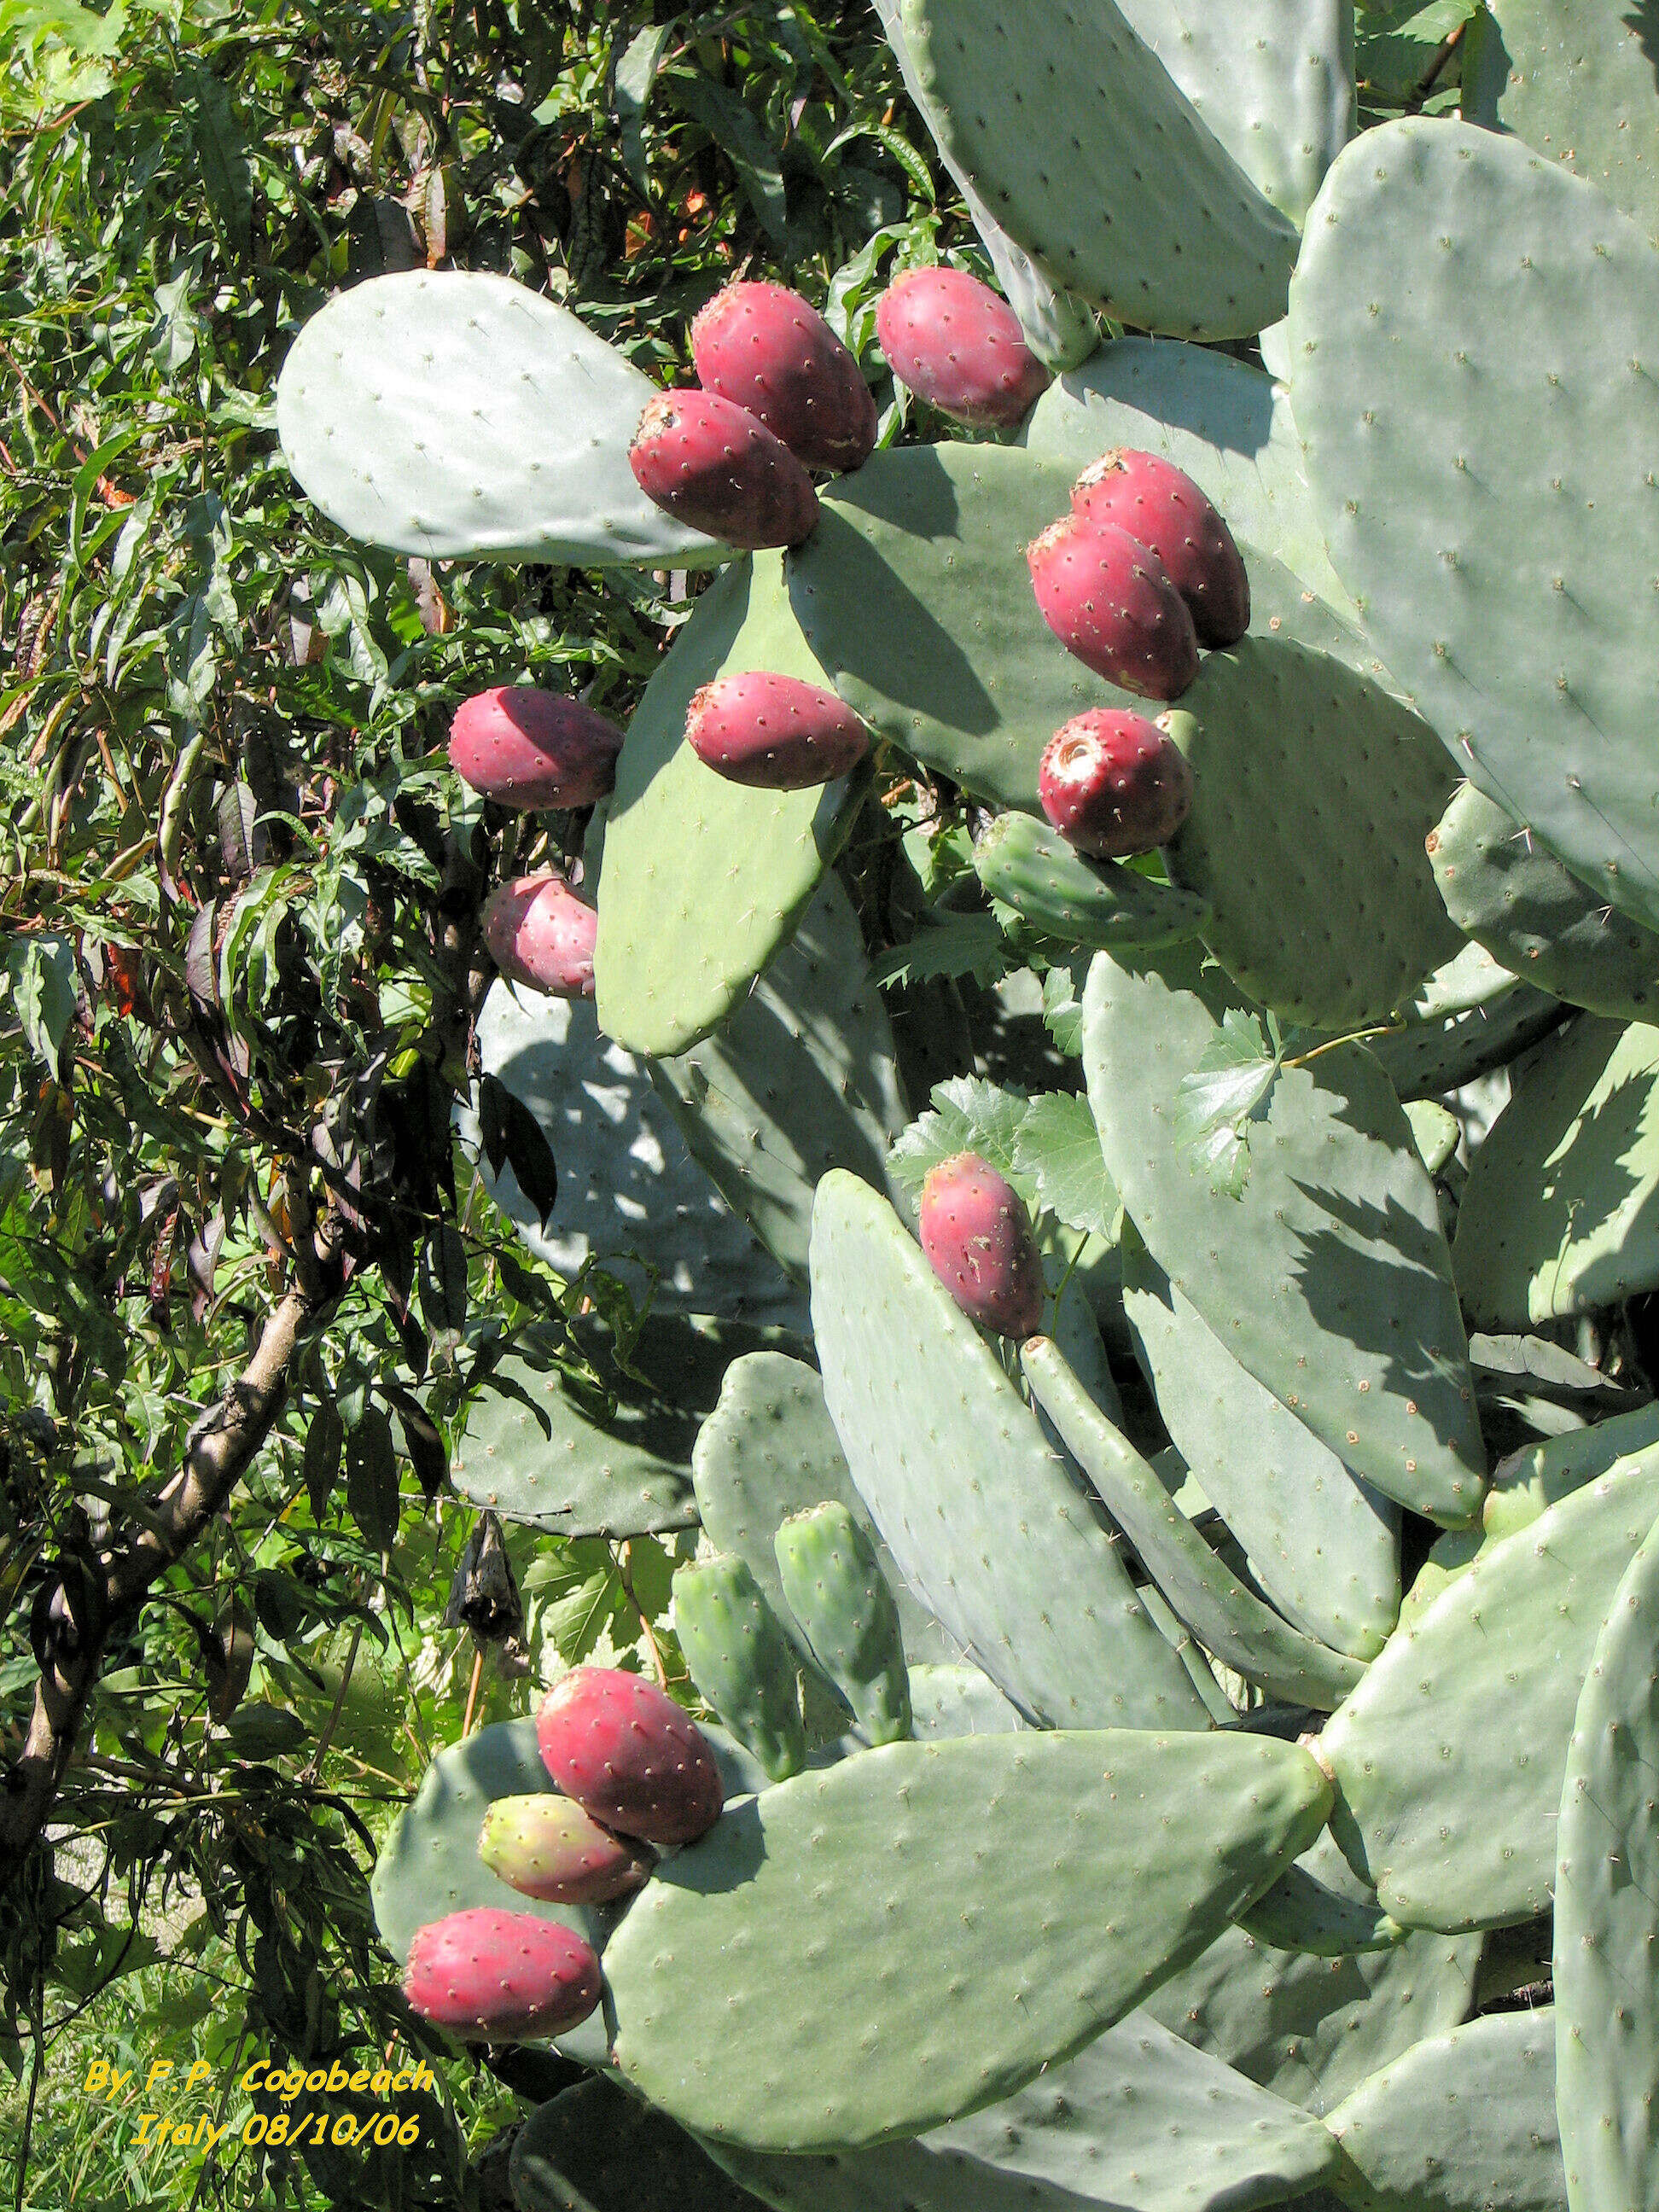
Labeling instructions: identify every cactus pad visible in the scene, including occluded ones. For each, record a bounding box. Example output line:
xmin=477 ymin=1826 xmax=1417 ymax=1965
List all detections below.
xmin=602 ymin=1729 xmax=1332 ymax=2149
xmin=511 ymin=2078 xmax=767 ymax=2212
xmin=276 ymin=270 xmax=722 ymax=568
xmin=974 ymin=811 xmax=1211 ymax=953
xmin=1472 ymin=0 xmax=1659 ymax=232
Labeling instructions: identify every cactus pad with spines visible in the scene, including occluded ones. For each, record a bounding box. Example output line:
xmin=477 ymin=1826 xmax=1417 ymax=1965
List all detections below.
xmin=810 ymin=1171 xmax=1208 ymax=1730
xmin=1470 ymin=0 xmax=1659 ymax=233
xmin=672 ymin=1554 xmax=806 ymax=1784
xmin=774 ymin=1502 xmax=911 ymax=1745
xmin=974 ymin=810 xmax=1211 ymax=953
xmin=511 ymin=2078 xmax=768 ymax=2212
xmin=602 ymin=1729 xmax=1332 ymax=2149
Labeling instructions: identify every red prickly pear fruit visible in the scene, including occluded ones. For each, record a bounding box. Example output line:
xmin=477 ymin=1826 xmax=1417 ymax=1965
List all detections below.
xmin=874 ymin=266 xmax=1051 ymax=429
xmin=690 ymin=281 xmax=877 ymax=474
xmin=629 ymin=389 xmax=819 ymax=550
xmin=481 ymin=871 xmax=597 ymax=998
xmin=536 ymin=1666 xmax=725 ymax=1847
xmin=918 ymin=1151 xmax=1045 ymax=1340
xmin=684 ymin=672 xmax=870 ymax=790
xmin=1039 ymin=708 xmax=1195 ymax=859
xmin=1071 ymin=450 xmax=1249 ymax=647
xmin=1027 ymin=513 xmax=1200 ymax=701
xmin=448 ymin=687 xmax=622 ymax=812
xmin=402 ymin=1906 xmax=601 ymax=2042
xmin=477 ymin=1792 xmax=652 ymax=1906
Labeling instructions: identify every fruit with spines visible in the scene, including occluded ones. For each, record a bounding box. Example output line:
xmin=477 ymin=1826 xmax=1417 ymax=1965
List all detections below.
xmin=1039 ymin=707 xmax=1195 ymax=859
xmin=402 ymin=1906 xmax=601 ymax=2041
xmin=480 ymin=871 xmax=597 ymax=998
xmin=629 ymin=390 xmax=819 ymax=550
xmin=875 ymin=265 xmax=1051 ymax=428
xmin=917 ymin=1150 xmax=1045 ymax=1339
xmin=1072 ymin=448 xmax=1249 ymax=646
xmin=684 ymin=672 xmax=870 ymax=791
xmin=447 ymin=686 xmax=622 ymax=811
xmin=690 ymin=280 xmax=877 ymax=474
xmin=774 ymin=1501 xmax=911 ymax=1745
xmin=1027 ymin=512 xmax=1199 ymax=701
xmin=476 ymin=1792 xmax=651 ymax=1905
xmin=672 ymin=1552 xmax=808 ymax=1783
xmin=536 ymin=1664 xmax=725 ymax=1846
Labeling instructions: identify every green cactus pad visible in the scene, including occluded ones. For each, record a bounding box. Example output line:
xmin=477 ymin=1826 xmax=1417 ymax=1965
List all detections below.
xmin=690 ymin=1351 xmax=957 ymax=1670
xmin=276 ymin=270 xmax=723 ymax=568
xmin=467 ymin=983 xmax=802 ymax=1325
xmin=906 ymin=1662 xmax=1023 ymax=1739
xmin=1023 ymin=337 xmax=1352 ymax=613
xmin=1327 ymin=2010 xmax=1564 ymax=2212
xmin=1237 ymin=1831 xmax=1406 ymax=1959
xmin=774 ymin=1502 xmax=911 ymax=1745
xmin=672 ymin=1555 xmax=806 ymax=1783
xmin=894 ymin=0 xmax=1299 ymax=339
xmin=1429 ymin=783 xmax=1659 ymax=1021
xmin=1487 ymin=1401 xmax=1659 ymax=1543
xmin=1470 ymin=0 xmax=1659 ymax=233
xmin=1161 ymin=637 xmax=1462 ymax=1029
xmin=1555 ymin=1505 xmax=1659 ymax=2212
xmin=975 ymin=811 xmax=1211 ymax=954
xmin=1145 ymin=1917 xmax=1481 ymax=2117
xmin=1320 ymin=1443 xmax=1659 ymax=1931
xmin=602 ymin=1729 xmax=1332 ymax=2150
xmin=649 ymin=869 xmax=908 ymax=1286
xmin=452 ymin=1312 xmax=791 ymax=1540
xmin=1024 ymin=1337 xmax=1365 ymax=1709
xmin=1083 ymin=953 xmax=1487 ymax=1524
xmin=1289 ymin=119 xmax=1659 ymax=937
xmin=809 ymin=1172 xmax=1208 ymax=1730
xmin=511 ymin=2079 xmax=768 ymax=2212
xmin=717 ymin=2010 xmax=1343 ymax=2212
xmin=1367 ymin=944 xmax=1563 ymax=1102
xmin=1452 ymin=1017 xmax=1659 ymax=1327
xmin=595 ymin=554 xmax=867 ymax=1057
xmin=1123 ymin=1233 xmax=1400 ymax=1661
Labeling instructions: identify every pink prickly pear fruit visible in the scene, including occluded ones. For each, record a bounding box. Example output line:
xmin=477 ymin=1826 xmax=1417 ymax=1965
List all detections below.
xmin=1027 ymin=513 xmax=1200 ymax=701
xmin=536 ymin=1666 xmax=725 ymax=1847
xmin=402 ymin=1906 xmax=601 ymax=2042
xmin=918 ymin=1152 xmax=1045 ymax=1340
xmin=480 ymin=871 xmax=597 ymax=998
xmin=1039 ymin=708 xmax=1195 ymax=859
xmin=1071 ymin=450 xmax=1249 ymax=647
xmin=477 ymin=1792 xmax=652 ymax=1906
xmin=629 ymin=389 xmax=819 ymax=550
xmin=447 ymin=687 xmax=623 ymax=812
xmin=690 ymin=281 xmax=878 ymax=474
xmin=684 ymin=672 xmax=870 ymax=790
xmin=874 ymin=266 xmax=1051 ymax=429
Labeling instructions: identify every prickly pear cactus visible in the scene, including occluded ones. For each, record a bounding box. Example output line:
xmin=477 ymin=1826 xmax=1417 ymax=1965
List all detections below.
xmin=275 ymin=9 xmax=1659 ymax=2203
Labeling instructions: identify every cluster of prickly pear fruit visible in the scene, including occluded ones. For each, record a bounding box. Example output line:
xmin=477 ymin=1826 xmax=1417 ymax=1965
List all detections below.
xmin=280 ymin=7 xmax=1659 ymax=2207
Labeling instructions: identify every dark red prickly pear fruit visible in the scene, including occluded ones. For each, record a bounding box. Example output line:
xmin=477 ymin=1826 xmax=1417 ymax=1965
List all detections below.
xmin=481 ymin=871 xmax=597 ymax=998
xmin=536 ymin=1666 xmax=725 ymax=1847
xmin=1071 ymin=450 xmax=1249 ymax=647
xmin=690 ymin=281 xmax=877 ymax=474
xmin=918 ymin=1151 xmax=1045 ymax=1340
xmin=1027 ymin=513 xmax=1200 ymax=701
xmin=403 ymin=1906 xmax=601 ymax=2041
xmin=684 ymin=672 xmax=870 ymax=790
xmin=629 ymin=390 xmax=818 ymax=550
xmin=1039 ymin=708 xmax=1195 ymax=859
xmin=874 ymin=266 xmax=1051 ymax=429
xmin=448 ymin=687 xmax=623 ymax=812
xmin=477 ymin=1792 xmax=652 ymax=1906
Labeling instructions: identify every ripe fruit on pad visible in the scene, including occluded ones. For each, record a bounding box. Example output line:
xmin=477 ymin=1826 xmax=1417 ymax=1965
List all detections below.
xmin=685 ymin=672 xmax=870 ymax=790
xmin=1072 ymin=450 xmax=1249 ymax=648
xmin=691 ymin=281 xmax=877 ymax=474
xmin=447 ymin=687 xmax=623 ymax=811
xmin=480 ymin=872 xmax=597 ymax=998
xmin=403 ymin=1906 xmax=601 ymax=2041
xmin=875 ymin=266 xmax=1051 ymax=429
xmin=477 ymin=1793 xmax=652 ymax=1906
xmin=1027 ymin=513 xmax=1199 ymax=701
xmin=1039 ymin=707 xmax=1195 ymax=859
xmin=918 ymin=1151 xmax=1045 ymax=1339
xmin=629 ymin=389 xmax=818 ymax=550
xmin=537 ymin=1665 xmax=725 ymax=1847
